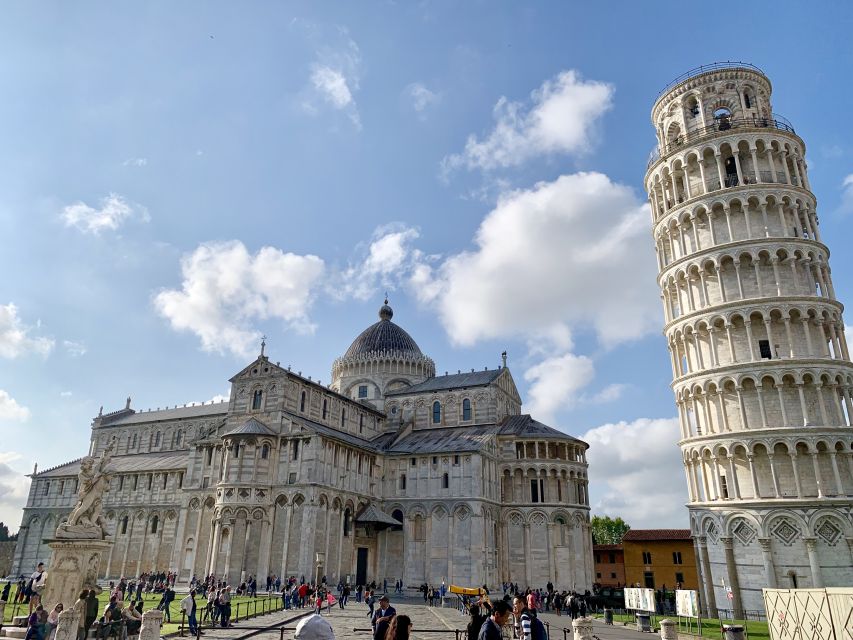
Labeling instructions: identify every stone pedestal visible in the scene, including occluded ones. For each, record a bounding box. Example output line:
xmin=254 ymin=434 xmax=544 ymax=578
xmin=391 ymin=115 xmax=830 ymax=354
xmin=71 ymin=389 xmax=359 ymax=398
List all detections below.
xmin=41 ymin=539 xmax=112 ymax=610
xmin=659 ymin=619 xmax=677 ymax=640
xmin=140 ymin=610 xmax=163 ymax=640
xmin=54 ymin=608 xmax=81 ymax=640
xmin=572 ymin=617 xmax=594 ymax=640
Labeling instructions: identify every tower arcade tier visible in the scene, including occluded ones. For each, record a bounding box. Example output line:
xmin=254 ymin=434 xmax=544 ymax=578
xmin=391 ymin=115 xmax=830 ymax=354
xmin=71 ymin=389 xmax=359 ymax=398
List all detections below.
xmin=645 ymin=63 xmax=853 ymax=616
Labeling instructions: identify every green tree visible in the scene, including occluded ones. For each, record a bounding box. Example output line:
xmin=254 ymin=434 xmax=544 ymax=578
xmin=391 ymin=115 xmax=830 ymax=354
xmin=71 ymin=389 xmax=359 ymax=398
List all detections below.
xmin=591 ymin=515 xmax=630 ymax=544
xmin=0 ymin=522 xmax=17 ymax=541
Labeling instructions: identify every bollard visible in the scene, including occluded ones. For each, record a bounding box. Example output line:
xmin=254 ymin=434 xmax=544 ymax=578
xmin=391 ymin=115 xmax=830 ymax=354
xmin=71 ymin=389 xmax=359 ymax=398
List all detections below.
xmin=140 ymin=610 xmax=164 ymax=640
xmin=659 ymin=619 xmax=677 ymax=640
xmin=572 ymin=617 xmax=594 ymax=640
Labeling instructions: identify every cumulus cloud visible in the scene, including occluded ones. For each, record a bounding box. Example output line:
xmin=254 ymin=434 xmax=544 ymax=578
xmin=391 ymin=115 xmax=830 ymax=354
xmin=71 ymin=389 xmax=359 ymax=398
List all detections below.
xmin=441 ymin=70 xmax=613 ymax=175
xmin=0 ymin=303 xmax=54 ymax=359
xmin=838 ymin=174 xmax=853 ymax=215
xmin=334 ymin=226 xmax=425 ymax=300
xmin=411 ymin=172 xmax=660 ymax=347
xmin=59 ymin=391 xmax=73 ymax=398
xmin=524 ymin=352 xmax=595 ymax=422
xmin=60 ymin=193 xmax=150 ymax=234
xmin=0 ymin=453 xmax=31 ymax=533
xmin=312 ymin=66 xmax=355 ymax=108
xmin=407 ymin=83 xmax=440 ymax=117
xmin=300 ymin=26 xmax=362 ymax=129
xmin=63 ymin=340 xmax=87 ymax=357
xmin=583 ymin=417 xmax=689 ymax=528
xmin=122 ymin=157 xmax=148 ymax=167
xmin=154 ymin=241 xmax=325 ymax=358
xmin=0 ymin=391 xmax=30 ymax=422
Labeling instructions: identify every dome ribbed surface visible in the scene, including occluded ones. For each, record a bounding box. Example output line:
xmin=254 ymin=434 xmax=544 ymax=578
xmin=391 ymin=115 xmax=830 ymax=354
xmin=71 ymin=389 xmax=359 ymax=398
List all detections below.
xmin=343 ymin=318 xmax=423 ymax=358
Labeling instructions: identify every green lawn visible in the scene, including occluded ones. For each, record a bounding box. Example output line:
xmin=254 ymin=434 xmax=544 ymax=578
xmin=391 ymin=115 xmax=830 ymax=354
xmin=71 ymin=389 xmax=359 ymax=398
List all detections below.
xmin=1 ymin=584 xmax=287 ymax=637
xmin=592 ymin=611 xmax=771 ymax=640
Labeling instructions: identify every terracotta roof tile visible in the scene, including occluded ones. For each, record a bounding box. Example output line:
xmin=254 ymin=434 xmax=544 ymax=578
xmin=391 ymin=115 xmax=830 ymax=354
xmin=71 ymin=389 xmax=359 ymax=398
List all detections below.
xmin=621 ymin=529 xmax=692 ymax=541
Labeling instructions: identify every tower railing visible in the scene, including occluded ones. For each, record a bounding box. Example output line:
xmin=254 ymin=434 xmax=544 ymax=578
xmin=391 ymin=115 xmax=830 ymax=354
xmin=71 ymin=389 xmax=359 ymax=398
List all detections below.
xmin=647 ymin=114 xmax=796 ymax=168
xmin=655 ymin=61 xmax=765 ymax=98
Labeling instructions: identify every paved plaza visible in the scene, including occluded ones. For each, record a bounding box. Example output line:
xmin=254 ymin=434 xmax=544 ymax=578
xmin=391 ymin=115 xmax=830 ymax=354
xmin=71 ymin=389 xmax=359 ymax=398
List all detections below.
xmin=188 ymin=595 xmax=656 ymax=640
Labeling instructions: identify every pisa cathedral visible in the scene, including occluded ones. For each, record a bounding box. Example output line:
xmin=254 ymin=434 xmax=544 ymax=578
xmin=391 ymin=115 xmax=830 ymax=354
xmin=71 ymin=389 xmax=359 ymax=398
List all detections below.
xmin=12 ymin=301 xmax=594 ymax=591
xmin=647 ymin=63 xmax=853 ymax=614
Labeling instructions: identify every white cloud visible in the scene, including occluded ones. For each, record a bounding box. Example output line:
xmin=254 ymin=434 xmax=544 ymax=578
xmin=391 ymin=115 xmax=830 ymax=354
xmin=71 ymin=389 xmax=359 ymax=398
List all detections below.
xmin=0 ymin=303 xmax=54 ymax=359
xmin=59 ymin=391 xmax=73 ymax=398
xmin=441 ymin=70 xmax=613 ymax=175
xmin=838 ymin=174 xmax=853 ymax=215
xmin=588 ymin=383 xmax=627 ymax=404
xmin=524 ymin=352 xmax=595 ymax=422
xmin=60 ymin=193 xmax=150 ymax=234
xmin=411 ymin=172 xmax=660 ymax=347
xmin=122 ymin=157 xmax=148 ymax=167
xmin=62 ymin=340 xmax=87 ymax=357
xmin=300 ymin=26 xmax=362 ymax=130
xmin=154 ymin=240 xmax=325 ymax=358
xmin=312 ymin=66 xmax=355 ymax=109
xmin=334 ymin=226 xmax=424 ymax=300
xmin=583 ymin=417 xmax=689 ymax=528
xmin=407 ymin=83 xmax=440 ymax=116
xmin=0 ymin=454 xmax=31 ymax=533
xmin=0 ymin=390 xmax=30 ymax=422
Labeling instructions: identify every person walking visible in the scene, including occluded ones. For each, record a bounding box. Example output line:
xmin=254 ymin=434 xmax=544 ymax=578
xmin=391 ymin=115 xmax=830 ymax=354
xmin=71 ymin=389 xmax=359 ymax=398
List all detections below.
xmin=370 ymin=596 xmax=396 ymax=640
xmin=513 ymin=596 xmax=533 ymax=640
xmin=181 ymin=590 xmax=199 ymax=636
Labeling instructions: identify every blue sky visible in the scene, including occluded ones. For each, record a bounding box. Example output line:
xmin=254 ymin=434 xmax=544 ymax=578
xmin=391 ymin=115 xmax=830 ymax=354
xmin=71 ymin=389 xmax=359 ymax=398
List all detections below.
xmin=2 ymin=2 xmax=853 ymax=530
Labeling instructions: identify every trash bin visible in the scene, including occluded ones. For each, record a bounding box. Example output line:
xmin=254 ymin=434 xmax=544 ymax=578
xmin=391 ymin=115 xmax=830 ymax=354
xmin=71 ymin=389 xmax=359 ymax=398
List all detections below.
xmin=723 ymin=624 xmax=745 ymax=640
xmin=603 ymin=608 xmax=613 ymax=625
xmin=636 ymin=612 xmax=651 ymax=632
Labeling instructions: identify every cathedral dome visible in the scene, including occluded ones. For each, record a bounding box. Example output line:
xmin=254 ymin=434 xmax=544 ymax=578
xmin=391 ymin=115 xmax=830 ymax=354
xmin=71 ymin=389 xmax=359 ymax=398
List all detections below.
xmin=343 ymin=301 xmax=423 ymax=359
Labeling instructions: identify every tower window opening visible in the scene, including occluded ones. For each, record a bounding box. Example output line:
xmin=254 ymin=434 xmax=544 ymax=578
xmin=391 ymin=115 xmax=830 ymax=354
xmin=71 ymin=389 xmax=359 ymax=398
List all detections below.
xmin=261 ymin=444 xmax=269 ymax=459
xmin=758 ymin=339 xmax=772 ymax=359
xmin=719 ymin=475 xmax=729 ymax=499
xmin=120 ymin=516 xmax=128 ymax=535
xmin=744 ymin=93 xmax=752 ymax=109
xmin=252 ymin=390 xmax=263 ymax=411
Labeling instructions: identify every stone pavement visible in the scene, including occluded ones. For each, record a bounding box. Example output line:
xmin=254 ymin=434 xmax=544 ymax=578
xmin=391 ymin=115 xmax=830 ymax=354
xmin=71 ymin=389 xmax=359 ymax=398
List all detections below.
xmin=184 ymin=597 xmax=661 ymax=640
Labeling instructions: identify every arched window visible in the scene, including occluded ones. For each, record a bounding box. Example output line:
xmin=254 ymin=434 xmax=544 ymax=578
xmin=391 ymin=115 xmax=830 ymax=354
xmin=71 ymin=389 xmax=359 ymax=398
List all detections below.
xmin=555 ymin=517 xmax=567 ymax=545
xmin=341 ymin=409 xmax=346 ymax=427
xmin=413 ymin=515 xmax=426 ymax=540
xmin=442 ymin=473 xmax=449 ymax=489
xmin=744 ymin=92 xmax=752 ymax=109
xmin=300 ymin=391 xmax=306 ymax=413
xmin=252 ymin=390 xmax=263 ymax=411
xmin=343 ymin=508 xmax=351 ymax=537
xmin=462 ymin=398 xmax=472 ymax=421
xmin=155 ymin=431 xmax=161 ymax=447
xmin=175 ymin=430 xmax=183 ymax=447
xmin=322 ymin=399 xmax=328 ymax=420
xmin=121 ymin=516 xmax=129 ymax=535
xmin=399 ymin=474 xmax=407 ymax=490
xmin=432 ymin=401 xmax=441 ymax=424
xmin=151 ymin=515 xmax=159 ymax=534
xmin=391 ymin=509 xmax=404 ymax=532
xmin=261 ymin=444 xmax=269 ymax=460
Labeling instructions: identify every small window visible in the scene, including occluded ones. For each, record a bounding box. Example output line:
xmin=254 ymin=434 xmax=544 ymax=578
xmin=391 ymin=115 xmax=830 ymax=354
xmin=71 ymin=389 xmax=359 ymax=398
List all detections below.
xmin=261 ymin=444 xmax=269 ymax=459
xmin=390 ymin=406 xmax=397 ymax=415
xmin=176 ymin=430 xmax=183 ymax=447
xmin=399 ymin=474 xmax=407 ymax=490
xmin=432 ymin=456 xmax=438 ymax=465
xmin=119 ymin=476 xmax=124 ymax=491
xmin=432 ymin=401 xmax=441 ymax=424
xmin=453 ymin=455 xmax=460 ymax=465
xmin=155 ymin=431 xmax=161 ymax=447
xmin=410 ymin=458 xmax=416 ymax=466
xmin=288 ymin=472 xmax=296 ymax=484
xmin=720 ymin=475 xmax=729 ymax=499
xmin=202 ymin=477 xmax=210 ymax=488
xmin=744 ymin=93 xmax=752 ymax=109
xmin=151 ymin=515 xmax=159 ymax=534
xmin=322 ymin=399 xmax=328 ymax=420
xmin=147 ymin=475 xmax=153 ymax=490
xmin=292 ymin=440 xmax=299 ymax=461
xmin=132 ymin=433 xmax=137 ymax=448
xmin=341 ymin=409 xmax=346 ymax=427
xmin=442 ymin=473 xmax=449 ymax=489
xmin=207 ymin=448 xmax=213 ymax=465
xmin=358 ymin=385 xmax=368 ymax=399
xmin=43 ymin=482 xmax=50 ymax=496
xmin=611 ymin=572 xmax=617 ymax=579
xmin=644 ymin=572 xmax=655 ymax=589
xmin=232 ymin=444 xmax=239 ymax=459
xmin=673 ymin=551 xmax=683 ymax=565
xmin=300 ymin=391 xmax=306 ymax=413
xmin=530 ymin=478 xmax=545 ymax=503
xmin=252 ymin=390 xmax=263 ymax=411
xmin=596 ymin=572 xmax=602 ymax=579
xmin=675 ymin=572 xmax=684 ymax=585
xmin=162 ymin=474 xmax=168 ymax=490
xmin=178 ymin=473 xmax=183 ymax=488
xmin=359 ymin=414 xmax=364 ymax=433
xmin=758 ymin=339 xmax=772 ymax=359
xmin=59 ymin=480 xmax=65 ymax=494
xmin=343 ymin=509 xmax=351 ymax=537
xmin=462 ymin=398 xmax=472 ymax=421
xmin=121 ymin=516 xmax=129 ymax=535
xmin=133 ymin=475 xmax=139 ymax=490
xmin=642 ymin=551 xmax=652 ymax=564
xmin=609 ymin=553 xmax=616 ymax=564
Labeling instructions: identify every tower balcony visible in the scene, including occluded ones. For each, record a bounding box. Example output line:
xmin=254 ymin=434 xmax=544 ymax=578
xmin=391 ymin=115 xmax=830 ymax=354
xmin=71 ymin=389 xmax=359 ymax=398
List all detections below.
xmin=647 ymin=114 xmax=796 ymax=170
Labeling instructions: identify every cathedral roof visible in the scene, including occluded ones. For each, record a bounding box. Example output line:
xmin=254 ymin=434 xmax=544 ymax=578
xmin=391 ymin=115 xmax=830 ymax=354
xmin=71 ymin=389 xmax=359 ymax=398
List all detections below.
xmin=35 ymin=451 xmax=189 ymax=478
xmin=342 ymin=301 xmax=424 ymax=359
xmin=385 ymin=368 xmax=503 ymax=396
xmin=497 ymin=414 xmax=586 ymax=443
xmin=96 ymin=401 xmax=228 ymax=427
xmin=355 ymin=503 xmax=403 ymax=528
xmin=221 ymin=417 xmax=277 ymax=438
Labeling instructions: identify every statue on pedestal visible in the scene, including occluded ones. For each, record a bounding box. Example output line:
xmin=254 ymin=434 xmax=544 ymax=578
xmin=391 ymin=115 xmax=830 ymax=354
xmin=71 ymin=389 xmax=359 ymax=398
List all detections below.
xmin=56 ymin=440 xmax=115 ymax=540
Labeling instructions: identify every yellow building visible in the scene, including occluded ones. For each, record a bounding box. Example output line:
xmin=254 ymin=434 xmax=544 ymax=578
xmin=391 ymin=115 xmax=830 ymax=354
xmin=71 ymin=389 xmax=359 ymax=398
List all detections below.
xmin=621 ymin=529 xmax=697 ymax=591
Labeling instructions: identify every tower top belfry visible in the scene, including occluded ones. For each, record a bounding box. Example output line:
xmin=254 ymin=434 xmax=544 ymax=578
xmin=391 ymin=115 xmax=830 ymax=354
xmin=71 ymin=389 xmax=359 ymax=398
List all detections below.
xmin=646 ymin=63 xmax=853 ymax=617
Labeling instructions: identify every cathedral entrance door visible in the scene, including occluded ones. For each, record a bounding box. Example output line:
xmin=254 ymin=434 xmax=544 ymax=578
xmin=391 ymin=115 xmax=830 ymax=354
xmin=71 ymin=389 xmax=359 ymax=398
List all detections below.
xmin=356 ymin=547 xmax=368 ymax=586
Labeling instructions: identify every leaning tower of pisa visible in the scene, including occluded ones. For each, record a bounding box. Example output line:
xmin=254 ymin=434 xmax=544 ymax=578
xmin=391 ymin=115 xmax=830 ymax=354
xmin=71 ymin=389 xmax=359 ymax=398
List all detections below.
xmin=645 ymin=63 xmax=853 ymax=616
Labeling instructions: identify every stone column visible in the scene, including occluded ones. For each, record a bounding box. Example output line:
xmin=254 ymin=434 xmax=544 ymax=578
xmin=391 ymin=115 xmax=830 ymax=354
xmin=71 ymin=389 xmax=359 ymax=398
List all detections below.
xmin=208 ymin=519 xmax=221 ymax=576
xmin=697 ymin=536 xmax=717 ymax=617
xmin=223 ymin=521 xmax=235 ymax=582
xmin=757 ymin=538 xmax=777 ymax=588
xmin=804 ymin=538 xmax=823 ymax=587
xmin=257 ymin=518 xmax=271 ymax=586
xmin=140 ymin=610 xmax=163 ymax=640
xmin=240 ymin=519 xmax=252 ymax=582
xmin=522 ymin=522 xmax=532 ymax=588
xmin=281 ymin=503 xmax=293 ymax=578
xmin=721 ymin=537 xmax=744 ymax=619
xmin=169 ymin=508 xmax=187 ymax=576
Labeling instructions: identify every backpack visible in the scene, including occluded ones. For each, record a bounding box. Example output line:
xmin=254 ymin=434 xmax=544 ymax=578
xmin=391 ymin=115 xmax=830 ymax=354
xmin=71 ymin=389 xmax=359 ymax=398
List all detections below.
xmin=528 ymin=613 xmax=547 ymax=640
